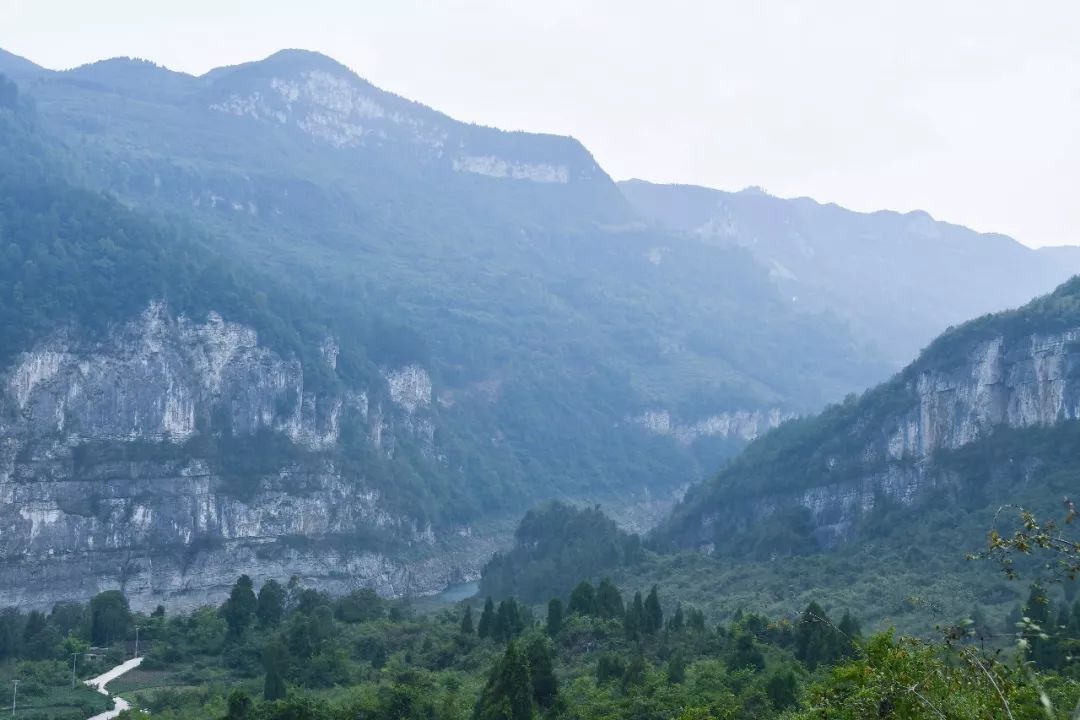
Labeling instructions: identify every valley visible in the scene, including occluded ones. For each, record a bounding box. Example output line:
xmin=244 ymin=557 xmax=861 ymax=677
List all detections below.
xmin=1 ymin=29 xmax=1079 ymax=720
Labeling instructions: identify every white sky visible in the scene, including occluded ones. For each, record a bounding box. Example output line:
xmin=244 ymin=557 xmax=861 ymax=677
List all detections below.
xmin=4 ymin=0 xmax=1079 ymax=246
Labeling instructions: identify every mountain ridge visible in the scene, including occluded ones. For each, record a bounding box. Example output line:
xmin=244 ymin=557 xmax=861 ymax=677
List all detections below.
xmin=655 ymin=274 xmax=1080 ymax=557
xmin=619 ymin=178 xmax=1080 ymax=365
xmin=2 ymin=46 xmax=1076 ymax=610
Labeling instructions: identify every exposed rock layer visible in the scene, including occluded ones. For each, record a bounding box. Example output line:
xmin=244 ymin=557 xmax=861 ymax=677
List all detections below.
xmin=0 ymin=302 xmax=490 ymax=611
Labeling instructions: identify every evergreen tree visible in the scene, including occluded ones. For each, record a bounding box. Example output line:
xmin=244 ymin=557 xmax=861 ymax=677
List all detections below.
xmin=262 ymin=639 xmax=290 ymax=701
xmin=568 ymin=581 xmax=597 ymax=616
xmin=621 ymin=649 xmax=648 ymax=692
xmin=478 ymin=597 xmax=496 ymax=640
xmin=596 ymin=653 xmax=625 ymax=685
xmin=666 ymin=648 xmax=686 ymax=684
xmin=764 ymin=668 xmax=799 ymax=711
xmin=668 ymin=604 xmax=685 ymax=632
xmin=21 ymin=610 xmax=58 ymax=661
xmin=223 ymin=575 xmax=258 ymax=639
xmin=334 ymin=588 xmax=385 ymax=624
xmin=643 ymin=585 xmax=663 ymax=634
xmin=474 ymin=640 xmax=534 ymax=720
xmin=728 ymin=629 xmax=766 ymax=671
xmin=495 ymin=599 xmax=525 ymax=643
xmin=624 ymin=591 xmax=644 ymax=640
xmin=795 ymin=601 xmax=844 ymax=670
xmin=546 ymin=598 xmax=563 ymax=637
xmin=88 ymin=590 xmax=132 ymax=646
xmin=595 ymin=578 xmax=624 ymax=620
xmin=837 ymin=610 xmax=861 ymax=659
xmin=525 ymin=635 xmax=558 ymax=708
xmin=461 ymin=605 xmax=475 ymax=635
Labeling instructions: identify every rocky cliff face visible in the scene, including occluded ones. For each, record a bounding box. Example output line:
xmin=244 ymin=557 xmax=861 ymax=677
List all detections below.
xmin=0 ymin=302 xmax=491 ymax=610
xmin=661 ymin=290 xmax=1080 ymax=552
xmin=205 ymin=51 xmax=607 ymax=186
xmin=883 ymin=331 xmax=1080 ymax=460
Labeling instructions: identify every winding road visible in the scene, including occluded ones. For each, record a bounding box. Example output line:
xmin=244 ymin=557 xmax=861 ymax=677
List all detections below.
xmin=84 ymin=656 xmax=143 ymax=720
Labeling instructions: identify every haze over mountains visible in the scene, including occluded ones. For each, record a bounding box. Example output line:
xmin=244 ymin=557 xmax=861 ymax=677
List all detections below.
xmin=1 ymin=47 xmax=1079 ymax=610
xmin=621 ymin=179 xmax=1080 ymax=365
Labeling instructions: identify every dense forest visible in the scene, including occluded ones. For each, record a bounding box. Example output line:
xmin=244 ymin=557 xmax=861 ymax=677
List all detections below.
xmin=2 ymin=558 xmax=1078 ymax=720
xmin=3 ymin=498 xmax=1079 ymax=718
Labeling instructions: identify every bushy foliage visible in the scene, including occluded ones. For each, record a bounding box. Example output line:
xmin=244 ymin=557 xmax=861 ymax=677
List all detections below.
xmin=479 ymin=502 xmax=644 ymax=602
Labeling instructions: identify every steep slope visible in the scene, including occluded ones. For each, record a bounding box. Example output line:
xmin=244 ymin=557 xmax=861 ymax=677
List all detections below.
xmin=657 ymin=276 xmax=1080 ymax=559
xmin=0 ymin=49 xmax=42 ymax=82
xmin=0 ymin=88 xmax=498 ymax=610
xmin=7 ymin=52 xmax=892 ymax=506
xmin=620 ymin=180 xmax=1080 ymax=365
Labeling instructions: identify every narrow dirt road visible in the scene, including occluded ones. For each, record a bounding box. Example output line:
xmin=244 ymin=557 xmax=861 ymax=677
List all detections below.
xmin=84 ymin=656 xmax=143 ymax=720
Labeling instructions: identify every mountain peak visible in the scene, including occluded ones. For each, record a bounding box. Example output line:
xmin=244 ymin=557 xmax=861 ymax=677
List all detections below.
xmin=261 ymin=48 xmax=350 ymax=73
xmin=201 ymin=48 xmax=363 ymax=88
xmin=0 ymin=48 xmax=43 ymax=81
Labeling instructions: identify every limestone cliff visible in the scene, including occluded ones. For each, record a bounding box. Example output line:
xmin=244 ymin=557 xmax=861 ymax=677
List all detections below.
xmin=0 ymin=302 xmax=492 ymax=610
xmin=659 ymin=278 xmax=1080 ymax=552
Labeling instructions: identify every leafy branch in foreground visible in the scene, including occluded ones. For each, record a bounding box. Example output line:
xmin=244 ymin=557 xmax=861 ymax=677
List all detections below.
xmin=972 ymin=500 xmax=1080 ymax=582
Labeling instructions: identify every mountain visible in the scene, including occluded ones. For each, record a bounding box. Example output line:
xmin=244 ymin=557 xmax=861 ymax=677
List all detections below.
xmin=0 ymin=88 xmax=507 ymax=611
xmin=2 ymin=46 xmax=1074 ymax=612
xmin=619 ymin=179 xmax=1080 ymax=365
xmin=656 ymin=275 xmax=1080 ymax=562
xmin=0 ymin=48 xmax=42 ymax=82
xmin=0 ymin=53 xmax=896 ymax=609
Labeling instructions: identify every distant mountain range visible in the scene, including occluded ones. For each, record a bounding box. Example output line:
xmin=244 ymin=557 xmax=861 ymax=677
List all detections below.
xmin=1 ymin=47 xmax=1078 ymax=609
xmin=620 ymin=179 xmax=1080 ymax=365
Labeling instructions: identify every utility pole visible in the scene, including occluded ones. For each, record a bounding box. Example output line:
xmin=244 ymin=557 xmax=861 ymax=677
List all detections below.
xmin=70 ymin=653 xmax=81 ymax=689
xmin=10 ymin=679 xmax=16 ymax=716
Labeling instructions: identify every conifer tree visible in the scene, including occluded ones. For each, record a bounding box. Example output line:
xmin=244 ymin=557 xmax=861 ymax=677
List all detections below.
xmin=478 ymin=597 xmax=496 ymax=639
xmin=262 ymin=639 xmax=290 ymax=701
xmin=223 ymin=575 xmax=258 ymax=639
xmin=666 ymin=648 xmax=686 ymax=684
xmin=795 ymin=602 xmax=845 ymax=670
xmin=495 ymin=598 xmax=525 ymax=643
xmin=461 ymin=605 xmax=475 ymax=635
xmin=596 ymin=578 xmax=624 ymax=620
xmin=474 ymin=640 xmax=534 ymax=720
xmin=256 ymin=579 xmax=284 ymax=628
xmin=568 ymin=581 xmax=597 ymax=616
xmin=624 ymin=591 xmax=644 ymax=640
xmin=546 ymin=598 xmax=563 ymax=637
xmin=525 ymin=635 xmax=558 ymax=707
xmin=621 ymin=649 xmax=648 ymax=692
xmin=643 ymin=585 xmax=663 ymax=634
xmin=668 ymin=604 xmax=685 ymax=632
xmin=728 ymin=629 xmax=765 ymax=671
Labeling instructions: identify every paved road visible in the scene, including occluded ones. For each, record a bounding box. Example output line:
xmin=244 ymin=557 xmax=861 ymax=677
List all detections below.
xmin=84 ymin=656 xmax=143 ymax=720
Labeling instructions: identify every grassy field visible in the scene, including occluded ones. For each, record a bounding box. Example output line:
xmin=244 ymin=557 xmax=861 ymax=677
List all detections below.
xmin=0 ymin=662 xmax=111 ymax=720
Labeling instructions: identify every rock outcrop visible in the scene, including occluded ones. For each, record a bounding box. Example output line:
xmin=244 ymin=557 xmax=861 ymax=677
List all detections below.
xmin=660 ymin=280 xmax=1080 ymax=551
xmin=0 ymin=302 xmax=491 ymax=611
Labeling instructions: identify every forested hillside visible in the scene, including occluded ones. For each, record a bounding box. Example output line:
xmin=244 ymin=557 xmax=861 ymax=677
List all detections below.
xmin=0 ymin=49 xmax=903 ymax=609
xmin=4 ymin=42 xmax=1080 ymax=623
xmin=3 ymin=562 xmax=1077 ymax=720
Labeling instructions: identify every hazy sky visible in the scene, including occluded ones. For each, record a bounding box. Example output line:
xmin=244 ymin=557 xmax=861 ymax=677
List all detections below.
xmin=5 ymin=1 xmax=1079 ymax=246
